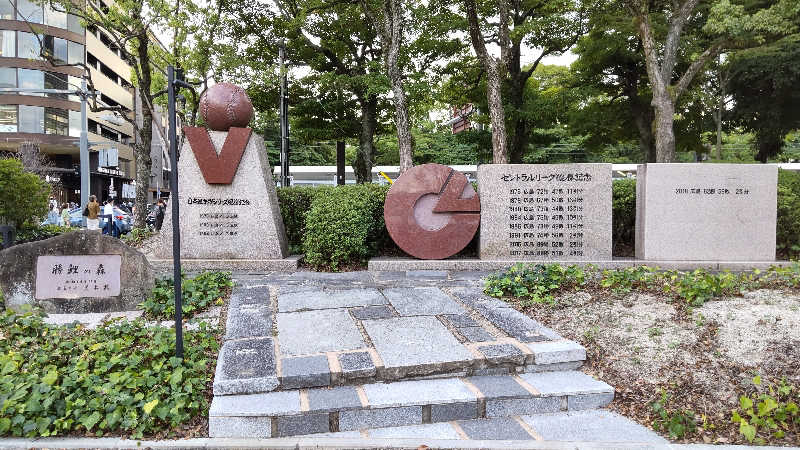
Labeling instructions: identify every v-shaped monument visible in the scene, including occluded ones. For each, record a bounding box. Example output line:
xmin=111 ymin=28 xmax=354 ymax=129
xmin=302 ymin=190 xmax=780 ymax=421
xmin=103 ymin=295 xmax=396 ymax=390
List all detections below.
xmin=157 ymin=83 xmax=293 ymax=268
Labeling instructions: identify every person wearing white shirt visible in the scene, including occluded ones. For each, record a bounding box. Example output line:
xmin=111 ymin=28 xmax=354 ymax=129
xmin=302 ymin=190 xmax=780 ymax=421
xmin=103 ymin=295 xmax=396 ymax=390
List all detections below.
xmin=103 ymin=199 xmax=115 ymax=236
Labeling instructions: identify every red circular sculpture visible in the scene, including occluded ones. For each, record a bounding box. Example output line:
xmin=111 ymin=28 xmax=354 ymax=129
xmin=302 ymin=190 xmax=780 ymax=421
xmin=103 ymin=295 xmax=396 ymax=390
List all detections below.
xmin=199 ymin=83 xmax=255 ymax=131
xmin=384 ymin=163 xmax=481 ymax=260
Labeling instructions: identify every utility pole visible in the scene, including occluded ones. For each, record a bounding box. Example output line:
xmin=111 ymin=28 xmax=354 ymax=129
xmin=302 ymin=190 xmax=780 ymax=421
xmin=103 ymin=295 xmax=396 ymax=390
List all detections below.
xmin=279 ymin=43 xmax=290 ymax=187
xmin=80 ymin=79 xmax=89 ymax=226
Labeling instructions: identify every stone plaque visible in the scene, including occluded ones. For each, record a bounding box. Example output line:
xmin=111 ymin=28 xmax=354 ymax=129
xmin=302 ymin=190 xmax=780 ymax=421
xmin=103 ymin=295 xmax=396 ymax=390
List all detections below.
xmin=635 ymin=163 xmax=777 ymax=261
xmin=478 ymin=164 xmax=612 ymax=260
xmin=157 ymin=131 xmax=289 ymax=260
xmin=36 ymin=255 xmax=121 ymax=299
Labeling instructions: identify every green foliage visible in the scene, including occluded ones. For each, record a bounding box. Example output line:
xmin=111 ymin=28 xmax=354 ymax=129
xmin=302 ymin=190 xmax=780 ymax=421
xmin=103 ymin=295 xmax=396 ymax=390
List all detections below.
xmin=303 ymin=184 xmax=390 ymax=270
xmin=484 ymin=263 xmax=587 ymax=306
xmin=612 ymin=178 xmax=636 ymax=253
xmin=14 ymin=225 xmax=71 ymax=245
xmin=0 ymin=159 xmax=50 ymax=228
xmin=120 ymin=228 xmax=154 ymax=248
xmin=652 ymin=390 xmax=698 ymax=439
xmin=0 ymin=309 xmax=218 ymax=438
xmin=776 ymin=170 xmax=800 ymax=259
xmin=276 ymin=186 xmax=330 ymax=253
xmin=140 ymin=271 xmax=232 ymax=321
xmin=486 ymin=264 xmax=800 ymax=307
xmin=731 ymin=376 xmax=799 ymax=444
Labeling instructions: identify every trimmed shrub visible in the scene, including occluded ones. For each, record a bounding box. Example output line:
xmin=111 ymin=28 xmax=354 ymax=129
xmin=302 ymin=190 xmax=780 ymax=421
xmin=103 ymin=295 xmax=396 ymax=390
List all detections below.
xmin=777 ymin=169 xmax=800 ymax=258
xmin=276 ymin=186 xmax=330 ymax=252
xmin=0 ymin=159 xmax=50 ymax=228
xmin=612 ymin=178 xmax=636 ymax=255
xmin=302 ymin=184 xmax=389 ymax=270
xmin=14 ymin=224 xmax=71 ymax=245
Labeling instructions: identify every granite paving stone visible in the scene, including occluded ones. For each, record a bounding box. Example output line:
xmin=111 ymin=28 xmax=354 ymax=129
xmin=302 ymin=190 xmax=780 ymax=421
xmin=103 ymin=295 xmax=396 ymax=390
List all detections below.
xmin=337 ymin=351 xmax=376 ymax=378
xmin=280 ymin=355 xmax=331 ymax=389
xmin=442 ymin=313 xmax=480 ymax=328
xmin=349 ymin=305 xmax=395 ymax=320
xmin=338 ymin=406 xmax=422 ymax=431
xmin=367 ymin=422 xmax=462 ymax=439
xmin=457 ymin=417 xmax=533 ymax=440
xmin=485 ymin=397 xmax=563 ymax=417
xmin=458 ymin=326 xmax=495 ymax=342
xmin=277 ymin=309 xmax=365 ymax=355
xmin=208 ymin=416 xmax=272 ymax=438
xmin=568 ymin=392 xmax=615 ymax=410
xmin=519 ymin=371 xmax=613 ymax=396
xmin=405 ymin=270 xmax=449 ymax=279
xmin=527 ymin=340 xmax=586 ymax=365
xmin=466 ymin=375 xmax=530 ymax=399
xmin=278 ymin=288 xmax=387 ymax=312
xmin=430 ymin=401 xmax=479 ymax=422
xmin=362 ymin=378 xmax=477 ymax=408
xmin=382 ymin=287 xmax=465 ymax=316
xmin=275 ymin=413 xmax=329 ymax=437
xmin=307 ymin=386 xmax=362 ymax=412
xmin=479 ymin=307 xmax=550 ymax=342
xmin=521 ymin=410 xmax=668 ymax=443
xmin=228 ymin=286 xmax=271 ymax=309
xmin=214 ymin=338 xmax=277 ymax=395
xmin=209 ymin=391 xmax=300 ymax=417
xmin=225 ymin=293 xmax=273 ymax=340
xmin=477 ymin=344 xmax=525 ymax=363
xmin=362 ymin=316 xmax=473 ymax=368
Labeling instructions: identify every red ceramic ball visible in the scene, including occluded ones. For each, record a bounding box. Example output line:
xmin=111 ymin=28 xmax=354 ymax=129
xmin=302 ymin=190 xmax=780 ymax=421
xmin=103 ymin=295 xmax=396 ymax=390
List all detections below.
xmin=199 ymin=83 xmax=255 ymax=131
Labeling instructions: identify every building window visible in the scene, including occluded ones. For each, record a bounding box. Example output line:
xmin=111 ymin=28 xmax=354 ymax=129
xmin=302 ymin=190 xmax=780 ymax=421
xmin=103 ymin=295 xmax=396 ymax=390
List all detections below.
xmin=0 ymin=0 xmax=14 ymax=19
xmin=18 ymin=68 xmax=44 ymax=96
xmin=68 ymin=109 xmax=80 ymax=137
xmin=67 ymin=14 xmax=84 ymax=35
xmin=0 ymin=67 xmax=16 ymax=91
xmin=44 ymin=107 xmax=68 ymax=135
xmin=43 ymin=35 xmax=68 ymax=64
xmin=68 ymin=41 xmax=83 ymax=65
xmin=45 ymin=71 xmax=68 ymax=99
xmin=16 ymin=0 xmax=43 ymax=23
xmin=68 ymin=75 xmax=81 ymax=101
xmin=100 ymin=124 xmax=118 ymax=141
xmin=0 ymin=105 xmax=17 ymax=132
xmin=18 ymin=32 xmax=42 ymax=60
xmin=44 ymin=6 xmax=67 ymax=29
xmin=19 ymin=105 xmax=44 ymax=133
xmin=0 ymin=30 xmax=15 ymax=57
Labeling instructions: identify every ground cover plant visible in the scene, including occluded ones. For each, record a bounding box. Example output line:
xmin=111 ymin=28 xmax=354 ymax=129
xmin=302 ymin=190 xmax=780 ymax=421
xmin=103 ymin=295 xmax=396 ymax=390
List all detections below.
xmin=485 ymin=263 xmax=800 ymax=445
xmin=0 ymin=310 xmax=219 ymax=438
xmin=140 ymin=271 xmax=232 ymax=321
xmin=121 ymin=228 xmax=154 ymax=248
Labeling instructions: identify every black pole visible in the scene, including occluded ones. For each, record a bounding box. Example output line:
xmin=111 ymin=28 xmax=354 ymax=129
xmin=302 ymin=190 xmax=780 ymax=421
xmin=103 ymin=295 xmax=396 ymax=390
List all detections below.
xmin=336 ymin=141 xmax=345 ymax=185
xmin=279 ymin=44 xmax=290 ymax=187
xmin=167 ymin=65 xmax=184 ymax=360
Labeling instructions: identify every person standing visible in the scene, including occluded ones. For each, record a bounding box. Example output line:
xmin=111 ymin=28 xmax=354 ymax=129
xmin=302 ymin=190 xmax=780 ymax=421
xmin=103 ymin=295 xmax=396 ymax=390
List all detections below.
xmin=103 ymin=198 xmax=115 ymax=236
xmin=155 ymin=198 xmax=165 ymax=231
xmin=60 ymin=203 xmax=71 ymax=228
xmin=86 ymin=195 xmax=100 ymax=230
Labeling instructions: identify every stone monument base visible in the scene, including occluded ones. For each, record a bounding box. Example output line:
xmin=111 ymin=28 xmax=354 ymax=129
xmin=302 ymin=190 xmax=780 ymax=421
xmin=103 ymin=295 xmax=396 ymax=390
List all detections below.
xmin=367 ymin=256 xmax=794 ymax=272
xmin=148 ymin=256 xmax=303 ymax=273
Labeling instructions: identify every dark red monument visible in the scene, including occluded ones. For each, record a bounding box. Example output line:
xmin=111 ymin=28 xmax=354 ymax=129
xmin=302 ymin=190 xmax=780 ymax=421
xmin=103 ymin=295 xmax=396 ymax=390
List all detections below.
xmin=384 ymin=164 xmax=480 ymax=260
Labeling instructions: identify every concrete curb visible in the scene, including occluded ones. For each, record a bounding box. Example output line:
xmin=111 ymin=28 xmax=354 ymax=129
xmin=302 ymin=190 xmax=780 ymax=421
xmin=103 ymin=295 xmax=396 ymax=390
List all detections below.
xmin=0 ymin=437 xmax=793 ymax=449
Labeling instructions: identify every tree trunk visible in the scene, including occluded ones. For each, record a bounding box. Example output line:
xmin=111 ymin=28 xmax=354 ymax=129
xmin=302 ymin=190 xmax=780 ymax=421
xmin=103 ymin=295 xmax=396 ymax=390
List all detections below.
xmin=391 ymin=81 xmax=413 ymax=173
xmin=510 ymin=116 xmax=527 ymax=163
xmin=381 ymin=0 xmax=413 ymax=174
xmin=651 ymin=91 xmax=676 ymax=163
xmin=714 ymin=93 xmax=723 ymax=159
xmin=354 ymin=95 xmax=378 ymax=183
xmin=133 ymin=32 xmax=153 ymax=228
xmin=485 ymin=62 xmax=508 ymax=164
xmin=630 ymin=99 xmax=656 ymax=162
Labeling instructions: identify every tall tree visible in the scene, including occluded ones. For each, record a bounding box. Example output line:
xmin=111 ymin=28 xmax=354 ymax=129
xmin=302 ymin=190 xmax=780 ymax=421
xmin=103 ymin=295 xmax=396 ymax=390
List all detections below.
xmin=626 ymin=0 xmax=799 ymax=162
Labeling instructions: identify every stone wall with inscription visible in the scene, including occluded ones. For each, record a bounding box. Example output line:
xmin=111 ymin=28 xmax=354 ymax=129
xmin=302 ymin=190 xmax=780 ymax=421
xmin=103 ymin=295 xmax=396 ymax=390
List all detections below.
xmin=478 ymin=164 xmax=612 ymax=260
xmin=0 ymin=230 xmax=154 ymax=313
xmin=157 ymin=131 xmax=289 ymax=260
xmin=635 ymin=163 xmax=777 ymax=261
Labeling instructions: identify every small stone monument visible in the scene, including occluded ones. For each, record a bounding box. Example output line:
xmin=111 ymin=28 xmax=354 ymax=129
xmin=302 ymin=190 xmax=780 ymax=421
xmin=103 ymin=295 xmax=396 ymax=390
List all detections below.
xmin=635 ymin=163 xmax=777 ymax=261
xmin=478 ymin=164 xmax=612 ymax=261
xmin=157 ymin=83 xmax=290 ymax=262
xmin=0 ymin=230 xmax=154 ymax=312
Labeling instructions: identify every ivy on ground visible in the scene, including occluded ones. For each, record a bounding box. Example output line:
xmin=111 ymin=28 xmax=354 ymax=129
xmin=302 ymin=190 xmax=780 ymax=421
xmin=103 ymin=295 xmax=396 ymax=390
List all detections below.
xmin=0 ymin=310 xmax=219 ymax=438
xmin=139 ymin=271 xmax=232 ymax=321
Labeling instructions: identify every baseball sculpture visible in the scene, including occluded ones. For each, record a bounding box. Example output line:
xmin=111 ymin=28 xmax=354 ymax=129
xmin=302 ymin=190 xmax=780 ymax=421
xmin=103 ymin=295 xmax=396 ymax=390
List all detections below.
xmin=199 ymin=82 xmax=255 ymax=131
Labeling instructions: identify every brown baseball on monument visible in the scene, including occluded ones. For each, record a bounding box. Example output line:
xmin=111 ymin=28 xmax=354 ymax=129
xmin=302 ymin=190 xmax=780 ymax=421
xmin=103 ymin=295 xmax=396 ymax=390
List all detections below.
xmin=199 ymin=82 xmax=255 ymax=131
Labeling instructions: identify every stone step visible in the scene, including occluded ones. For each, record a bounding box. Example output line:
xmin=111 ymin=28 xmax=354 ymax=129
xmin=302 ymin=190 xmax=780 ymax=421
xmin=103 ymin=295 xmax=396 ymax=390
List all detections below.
xmin=299 ymin=410 xmax=667 ymax=444
xmin=209 ymin=370 xmax=614 ymax=438
xmin=214 ymin=285 xmax=586 ymax=395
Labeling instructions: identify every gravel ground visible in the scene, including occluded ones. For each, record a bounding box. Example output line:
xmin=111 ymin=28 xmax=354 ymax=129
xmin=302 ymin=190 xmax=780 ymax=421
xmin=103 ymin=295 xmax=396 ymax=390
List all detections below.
xmin=519 ymin=288 xmax=800 ymax=446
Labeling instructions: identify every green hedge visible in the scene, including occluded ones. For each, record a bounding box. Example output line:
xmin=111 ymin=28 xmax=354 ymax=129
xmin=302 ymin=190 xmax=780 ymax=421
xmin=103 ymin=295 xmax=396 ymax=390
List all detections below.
xmin=612 ymin=178 xmax=636 ymax=255
xmin=777 ymin=169 xmax=800 ymax=258
xmin=276 ymin=186 xmax=330 ymax=253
